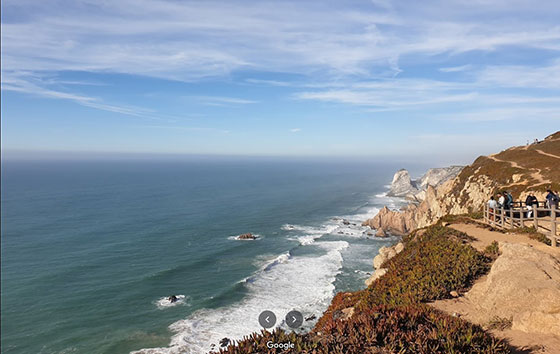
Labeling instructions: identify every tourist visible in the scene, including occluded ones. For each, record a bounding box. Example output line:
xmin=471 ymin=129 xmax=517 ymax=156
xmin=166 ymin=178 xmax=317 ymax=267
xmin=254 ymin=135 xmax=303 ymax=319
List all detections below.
xmin=487 ymin=196 xmax=498 ymax=221
xmin=525 ymin=193 xmax=537 ymax=218
xmin=503 ymin=191 xmax=513 ymax=217
xmin=545 ymin=190 xmax=559 ymax=218
xmin=497 ymin=193 xmax=505 ymax=207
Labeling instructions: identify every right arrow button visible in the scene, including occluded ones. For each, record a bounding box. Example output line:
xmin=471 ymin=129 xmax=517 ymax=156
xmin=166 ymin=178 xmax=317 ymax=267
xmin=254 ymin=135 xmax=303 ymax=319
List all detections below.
xmin=285 ymin=310 xmax=303 ymax=328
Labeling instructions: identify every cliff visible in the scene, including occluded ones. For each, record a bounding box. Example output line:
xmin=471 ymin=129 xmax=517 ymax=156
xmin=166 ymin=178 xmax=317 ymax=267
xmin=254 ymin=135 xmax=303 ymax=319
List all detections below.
xmin=387 ymin=166 xmax=463 ymax=202
xmin=364 ymin=131 xmax=560 ymax=234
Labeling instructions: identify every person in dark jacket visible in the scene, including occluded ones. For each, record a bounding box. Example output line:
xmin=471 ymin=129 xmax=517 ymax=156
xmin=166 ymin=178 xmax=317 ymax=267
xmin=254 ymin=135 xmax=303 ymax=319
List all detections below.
xmin=525 ymin=193 xmax=538 ymax=218
xmin=546 ymin=190 xmax=559 ymax=209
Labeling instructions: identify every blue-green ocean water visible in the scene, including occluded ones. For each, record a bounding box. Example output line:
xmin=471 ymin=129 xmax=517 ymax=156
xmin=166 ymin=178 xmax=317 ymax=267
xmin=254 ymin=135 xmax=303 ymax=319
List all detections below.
xmin=1 ymin=158 xmax=423 ymax=354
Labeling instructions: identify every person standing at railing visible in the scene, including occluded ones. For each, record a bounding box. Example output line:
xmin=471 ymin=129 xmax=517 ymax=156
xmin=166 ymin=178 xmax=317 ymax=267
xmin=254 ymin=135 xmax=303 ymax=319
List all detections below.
xmin=525 ymin=193 xmax=538 ymax=218
xmin=488 ymin=196 xmax=498 ymax=221
xmin=546 ymin=190 xmax=559 ymax=213
xmin=504 ymin=191 xmax=513 ymax=217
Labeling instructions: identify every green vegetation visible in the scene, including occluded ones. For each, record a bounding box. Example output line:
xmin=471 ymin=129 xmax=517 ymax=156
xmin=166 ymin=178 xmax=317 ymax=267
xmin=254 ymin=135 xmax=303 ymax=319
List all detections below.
xmin=355 ymin=225 xmax=488 ymax=309
xmin=439 ymin=212 xmax=483 ymax=225
xmin=220 ymin=305 xmax=508 ymax=353
xmin=484 ymin=241 xmax=500 ymax=260
xmin=219 ymin=225 xmax=510 ymax=353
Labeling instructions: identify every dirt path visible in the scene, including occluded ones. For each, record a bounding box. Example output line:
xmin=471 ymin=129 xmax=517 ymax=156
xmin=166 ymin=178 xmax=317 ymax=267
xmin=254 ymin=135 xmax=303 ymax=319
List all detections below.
xmin=430 ymin=223 xmax=560 ymax=353
xmin=449 ymin=223 xmax=560 ymax=256
xmin=534 ymin=149 xmax=560 ymax=160
xmin=487 ymin=153 xmax=550 ymax=186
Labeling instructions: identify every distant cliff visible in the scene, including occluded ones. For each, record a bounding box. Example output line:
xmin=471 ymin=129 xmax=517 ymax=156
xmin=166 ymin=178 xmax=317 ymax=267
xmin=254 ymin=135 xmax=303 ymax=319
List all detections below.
xmin=387 ymin=166 xmax=463 ymax=202
xmin=365 ymin=131 xmax=560 ymax=235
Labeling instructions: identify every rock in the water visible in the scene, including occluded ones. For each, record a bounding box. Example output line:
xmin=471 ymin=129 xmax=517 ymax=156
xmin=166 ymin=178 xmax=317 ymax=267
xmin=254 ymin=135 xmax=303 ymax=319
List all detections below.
xmin=363 ymin=206 xmax=412 ymax=236
xmin=342 ymin=219 xmax=350 ymax=225
xmin=375 ymin=228 xmax=387 ymax=237
xmin=237 ymin=233 xmax=257 ymax=240
xmin=305 ymin=314 xmax=316 ymax=321
xmin=465 ymin=242 xmax=560 ymax=336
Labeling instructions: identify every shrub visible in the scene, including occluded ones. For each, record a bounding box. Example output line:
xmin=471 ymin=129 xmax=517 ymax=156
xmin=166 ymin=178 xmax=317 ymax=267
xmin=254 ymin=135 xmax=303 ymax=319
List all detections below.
xmin=355 ymin=225 xmax=489 ymax=310
xmin=219 ymin=306 xmax=509 ymax=353
xmin=484 ymin=241 xmax=500 ymax=259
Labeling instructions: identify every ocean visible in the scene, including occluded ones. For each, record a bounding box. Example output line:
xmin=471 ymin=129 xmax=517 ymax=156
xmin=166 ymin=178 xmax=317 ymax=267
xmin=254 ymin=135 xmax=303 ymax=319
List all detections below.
xmin=1 ymin=157 xmax=425 ymax=354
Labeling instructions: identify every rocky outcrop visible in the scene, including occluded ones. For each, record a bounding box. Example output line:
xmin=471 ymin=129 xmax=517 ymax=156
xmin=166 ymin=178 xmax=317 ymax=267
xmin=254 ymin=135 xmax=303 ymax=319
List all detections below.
xmin=365 ymin=132 xmax=560 ymax=235
xmin=464 ymin=242 xmax=560 ymax=336
xmin=386 ymin=166 xmax=464 ymax=202
xmin=365 ymin=243 xmax=404 ymax=286
xmin=362 ymin=206 xmax=416 ymax=235
xmin=365 ymin=268 xmax=387 ymax=286
xmin=375 ymin=228 xmax=387 ymax=237
xmin=387 ymin=169 xmax=418 ymax=198
xmin=237 ymin=233 xmax=258 ymax=240
xmin=417 ymin=166 xmax=464 ymax=190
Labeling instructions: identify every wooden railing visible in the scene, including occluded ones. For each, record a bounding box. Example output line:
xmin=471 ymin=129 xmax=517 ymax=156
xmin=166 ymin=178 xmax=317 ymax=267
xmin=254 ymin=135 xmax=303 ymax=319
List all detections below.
xmin=483 ymin=202 xmax=559 ymax=247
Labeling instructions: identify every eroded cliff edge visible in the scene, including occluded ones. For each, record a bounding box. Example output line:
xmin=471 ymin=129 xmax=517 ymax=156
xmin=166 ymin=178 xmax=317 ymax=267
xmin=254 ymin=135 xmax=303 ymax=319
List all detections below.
xmin=364 ymin=131 xmax=560 ymax=235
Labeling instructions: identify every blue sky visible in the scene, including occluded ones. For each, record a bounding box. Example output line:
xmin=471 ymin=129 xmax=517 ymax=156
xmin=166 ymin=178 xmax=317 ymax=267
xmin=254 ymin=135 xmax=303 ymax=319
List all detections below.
xmin=2 ymin=0 xmax=560 ymax=163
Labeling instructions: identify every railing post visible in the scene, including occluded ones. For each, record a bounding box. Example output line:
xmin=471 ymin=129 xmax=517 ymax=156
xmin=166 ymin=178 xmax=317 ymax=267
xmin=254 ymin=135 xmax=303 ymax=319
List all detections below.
xmin=500 ymin=207 xmax=505 ymax=228
xmin=509 ymin=207 xmax=514 ymax=229
xmin=551 ymin=205 xmax=557 ymax=247
xmin=534 ymin=206 xmax=539 ymax=230
xmin=520 ymin=206 xmax=524 ymax=228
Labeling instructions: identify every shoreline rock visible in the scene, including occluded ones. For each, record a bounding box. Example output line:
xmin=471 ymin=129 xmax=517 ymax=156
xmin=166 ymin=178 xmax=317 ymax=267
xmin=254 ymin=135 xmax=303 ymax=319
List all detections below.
xmin=365 ymin=242 xmax=404 ymax=286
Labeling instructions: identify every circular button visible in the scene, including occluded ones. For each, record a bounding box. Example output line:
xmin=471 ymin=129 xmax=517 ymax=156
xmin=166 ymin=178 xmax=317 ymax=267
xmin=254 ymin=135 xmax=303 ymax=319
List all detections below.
xmin=285 ymin=310 xmax=303 ymax=328
xmin=258 ymin=310 xmax=276 ymax=329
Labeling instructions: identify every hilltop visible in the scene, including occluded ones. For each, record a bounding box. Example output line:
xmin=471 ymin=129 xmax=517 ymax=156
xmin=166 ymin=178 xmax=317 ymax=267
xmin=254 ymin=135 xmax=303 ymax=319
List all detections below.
xmin=364 ymin=131 xmax=560 ymax=235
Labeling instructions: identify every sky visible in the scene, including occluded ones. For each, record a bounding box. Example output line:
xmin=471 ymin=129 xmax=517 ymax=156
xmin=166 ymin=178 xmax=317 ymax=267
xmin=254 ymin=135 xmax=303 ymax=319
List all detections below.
xmin=2 ymin=0 xmax=560 ymax=164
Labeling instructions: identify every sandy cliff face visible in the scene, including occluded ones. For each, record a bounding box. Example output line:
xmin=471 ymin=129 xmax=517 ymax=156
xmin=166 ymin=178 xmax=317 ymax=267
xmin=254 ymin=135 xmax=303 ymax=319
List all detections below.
xmin=364 ymin=131 xmax=560 ymax=234
xmin=465 ymin=242 xmax=560 ymax=336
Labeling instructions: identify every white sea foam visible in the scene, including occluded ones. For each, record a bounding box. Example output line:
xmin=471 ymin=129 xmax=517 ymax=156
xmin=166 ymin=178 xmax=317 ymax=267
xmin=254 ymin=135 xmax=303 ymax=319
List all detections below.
xmin=155 ymin=295 xmax=188 ymax=310
xmin=283 ymin=223 xmax=340 ymax=245
xmin=133 ymin=241 xmax=349 ymax=354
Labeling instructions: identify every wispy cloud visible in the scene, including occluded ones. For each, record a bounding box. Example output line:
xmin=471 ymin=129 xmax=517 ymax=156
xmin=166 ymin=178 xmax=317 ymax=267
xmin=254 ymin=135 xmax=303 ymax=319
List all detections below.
xmin=2 ymin=71 xmax=166 ymax=119
xmin=3 ymin=0 xmax=560 ymax=82
xmin=189 ymin=96 xmax=258 ymax=106
xmin=290 ymin=128 xmax=301 ymax=133
xmin=439 ymin=64 xmax=472 ymax=72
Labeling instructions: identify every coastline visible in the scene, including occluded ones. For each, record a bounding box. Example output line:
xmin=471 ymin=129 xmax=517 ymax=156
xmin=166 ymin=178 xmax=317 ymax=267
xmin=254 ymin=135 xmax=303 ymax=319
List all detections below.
xmin=214 ymin=132 xmax=560 ymax=353
xmin=133 ymin=185 xmax=404 ymax=353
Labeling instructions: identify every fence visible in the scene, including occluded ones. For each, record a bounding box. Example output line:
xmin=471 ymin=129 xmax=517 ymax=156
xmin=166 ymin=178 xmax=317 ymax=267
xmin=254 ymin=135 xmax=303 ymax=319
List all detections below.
xmin=483 ymin=202 xmax=559 ymax=247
